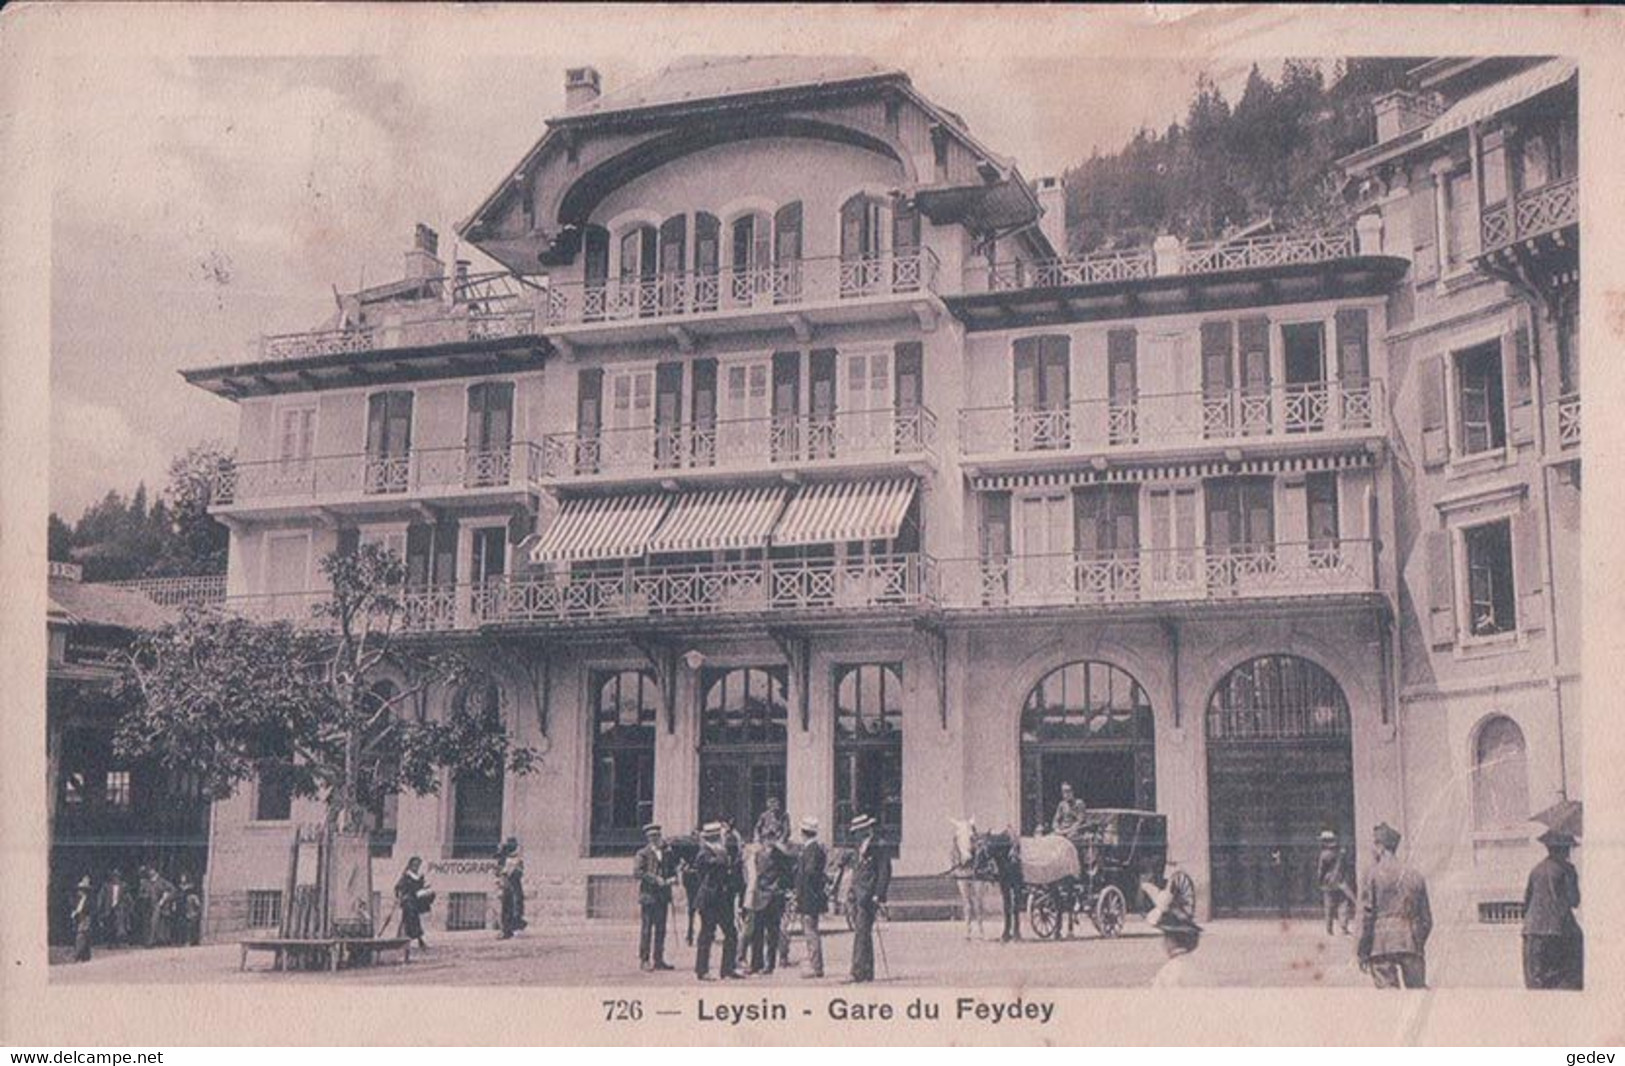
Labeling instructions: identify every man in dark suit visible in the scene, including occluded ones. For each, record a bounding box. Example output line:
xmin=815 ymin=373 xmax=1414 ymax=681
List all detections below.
xmin=1522 ymin=829 xmax=1582 ymax=989
xmin=634 ymin=823 xmax=675 ymax=972
xmin=1357 ymin=822 xmax=1432 ymax=989
xmin=793 ymin=816 xmax=828 ymax=978
xmin=846 ymin=813 xmax=892 ymax=984
xmin=693 ymin=822 xmax=743 ymax=981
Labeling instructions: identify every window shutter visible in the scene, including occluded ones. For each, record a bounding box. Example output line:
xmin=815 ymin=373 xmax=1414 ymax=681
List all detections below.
xmin=1411 ymin=178 xmax=1439 ymax=284
xmin=1507 ymin=323 xmax=1535 ymax=445
xmin=1512 ymin=509 xmax=1544 ymax=633
xmin=1424 ymin=529 xmax=1456 ymax=647
xmin=1418 ymin=354 xmax=1449 ymax=466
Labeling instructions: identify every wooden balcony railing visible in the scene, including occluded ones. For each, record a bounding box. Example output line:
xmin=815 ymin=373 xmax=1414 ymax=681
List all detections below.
xmin=540 ymin=406 xmax=938 ymax=481
xmin=223 ymin=554 xmax=936 ymax=632
xmin=1479 ymin=177 xmax=1578 ymax=252
xmin=959 ymin=380 xmax=1385 ymax=458
xmin=540 ymin=251 xmax=940 ymax=328
xmin=1181 ymin=229 xmax=1356 ymax=272
xmin=103 ymin=574 xmax=228 ymax=609
xmin=212 ymin=443 xmax=545 ymax=507
xmin=972 ymin=228 xmax=1359 ymax=294
xmin=980 ymin=249 xmax=1154 ymax=291
xmin=937 ymin=540 xmax=1376 ymax=610
xmin=1555 ymin=392 xmax=1580 ymax=449
xmin=257 ymin=309 xmax=538 ymax=362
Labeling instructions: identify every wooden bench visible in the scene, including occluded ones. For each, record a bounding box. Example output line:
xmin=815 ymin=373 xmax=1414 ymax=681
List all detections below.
xmin=239 ymin=937 xmax=413 ymax=972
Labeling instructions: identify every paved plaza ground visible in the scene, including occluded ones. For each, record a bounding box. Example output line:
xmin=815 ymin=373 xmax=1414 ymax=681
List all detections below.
xmin=51 ymin=917 xmax=1525 ymax=988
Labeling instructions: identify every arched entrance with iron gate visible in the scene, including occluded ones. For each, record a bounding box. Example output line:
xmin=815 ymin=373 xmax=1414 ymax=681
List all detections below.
xmin=1205 ymin=654 xmax=1354 ymax=918
xmin=1019 ymin=660 xmax=1156 ymax=835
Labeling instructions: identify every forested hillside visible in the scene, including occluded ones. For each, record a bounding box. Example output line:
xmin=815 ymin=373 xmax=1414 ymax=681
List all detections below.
xmin=1062 ymin=58 xmax=1420 ymax=254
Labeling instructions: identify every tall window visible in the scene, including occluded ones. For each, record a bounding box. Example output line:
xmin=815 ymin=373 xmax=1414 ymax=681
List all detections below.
xmin=1472 ymin=715 xmax=1529 ymax=830
xmin=1463 ymin=519 xmax=1517 ymax=637
xmin=698 ymin=668 xmax=789 ymax=832
xmin=1456 ymin=342 xmax=1507 ymax=456
xmin=834 ymin=664 xmax=904 ymax=844
xmin=1012 ymin=335 xmax=1071 ymax=451
xmin=1306 ymin=472 xmax=1340 ymax=553
xmin=254 ymin=743 xmax=294 ymax=822
xmin=590 ymin=670 xmax=658 ymax=855
xmin=364 ymin=390 xmax=414 ymax=494
xmin=450 ymin=682 xmax=505 ymax=858
xmin=1443 ymin=166 xmax=1477 ymax=269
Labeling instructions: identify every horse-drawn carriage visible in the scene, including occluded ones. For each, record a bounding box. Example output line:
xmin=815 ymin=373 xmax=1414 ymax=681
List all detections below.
xmin=958 ymin=808 xmax=1176 ymax=940
xmin=1020 ymin=809 xmax=1167 ymax=938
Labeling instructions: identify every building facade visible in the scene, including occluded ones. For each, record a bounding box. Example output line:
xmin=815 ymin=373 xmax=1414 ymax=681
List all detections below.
xmin=46 ymin=563 xmax=212 ymax=944
xmin=181 ymin=55 xmax=1579 ymax=936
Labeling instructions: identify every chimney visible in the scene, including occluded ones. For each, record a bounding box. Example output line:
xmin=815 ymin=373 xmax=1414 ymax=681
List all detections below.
xmin=1035 ymin=176 xmax=1067 ymax=256
xmin=404 ymin=223 xmax=443 ymax=283
xmin=565 ymin=66 xmax=602 ymax=112
xmin=1373 ymin=91 xmax=1435 ymax=143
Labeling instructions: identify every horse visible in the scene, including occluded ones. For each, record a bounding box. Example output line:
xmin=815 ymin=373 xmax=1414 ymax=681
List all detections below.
xmin=950 ymin=821 xmax=1025 ymax=941
xmin=948 ymin=818 xmax=990 ymax=940
xmin=659 ymin=834 xmax=704 ymax=945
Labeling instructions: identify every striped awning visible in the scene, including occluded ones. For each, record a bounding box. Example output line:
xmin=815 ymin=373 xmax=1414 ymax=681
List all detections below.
xmin=529 ymin=492 xmax=671 ymax=564
xmin=645 ymin=486 xmax=790 ymax=554
xmin=773 ymin=478 xmax=917 ymax=547
xmin=1426 ymin=59 xmax=1576 ymax=141
xmin=969 ymin=451 xmax=1375 ymax=492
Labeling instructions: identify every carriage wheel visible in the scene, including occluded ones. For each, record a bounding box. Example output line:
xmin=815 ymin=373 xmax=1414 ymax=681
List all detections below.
xmin=1168 ymin=870 xmax=1196 ymax=917
xmin=1027 ymin=888 xmax=1062 ymax=940
xmin=1092 ymin=885 xmax=1126 ymax=938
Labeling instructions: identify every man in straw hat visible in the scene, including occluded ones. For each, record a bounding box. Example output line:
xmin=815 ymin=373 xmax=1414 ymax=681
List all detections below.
xmin=1357 ymin=821 xmax=1432 ymax=989
xmin=1317 ymin=829 xmax=1355 ymax=936
xmin=692 ymin=822 xmax=743 ymax=981
xmin=634 ymin=822 xmax=676 ymax=972
xmin=793 ymin=816 xmax=828 ymax=978
xmin=1522 ymin=828 xmax=1582 ymax=989
xmin=845 ymin=813 xmax=891 ymax=983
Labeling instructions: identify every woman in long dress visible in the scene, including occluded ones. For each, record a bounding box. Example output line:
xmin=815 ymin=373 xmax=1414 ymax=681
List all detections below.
xmin=394 ymin=857 xmax=430 ymax=949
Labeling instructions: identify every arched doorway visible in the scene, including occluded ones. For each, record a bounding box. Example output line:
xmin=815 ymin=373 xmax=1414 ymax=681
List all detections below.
xmin=1206 ymin=655 xmax=1353 ymax=918
xmin=1020 ymin=661 xmax=1156 ymax=834
xmin=697 ymin=666 xmax=788 ymax=833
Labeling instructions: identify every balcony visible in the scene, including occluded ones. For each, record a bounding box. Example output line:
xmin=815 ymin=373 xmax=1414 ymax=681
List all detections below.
xmin=539 ymin=251 xmax=941 ymax=343
xmin=256 ymin=308 xmax=539 ymax=362
xmin=959 ymin=380 xmax=1386 ymax=464
xmin=937 ymin=540 xmax=1377 ymax=613
xmin=223 ymin=553 xmax=935 ymax=633
xmin=1554 ymin=392 xmax=1580 ymax=450
xmin=211 ymin=444 xmax=545 ymax=516
xmin=103 ymin=575 xmax=227 ymax=609
xmin=540 ymin=406 xmax=939 ymax=487
xmin=970 ymin=229 xmax=1362 ymax=294
xmin=1480 ymin=177 xmax=1578 ymax=254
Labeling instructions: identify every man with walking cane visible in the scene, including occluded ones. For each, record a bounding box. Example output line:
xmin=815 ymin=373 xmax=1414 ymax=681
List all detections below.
xmin=845 ymin=813 xmax=891 ymax=984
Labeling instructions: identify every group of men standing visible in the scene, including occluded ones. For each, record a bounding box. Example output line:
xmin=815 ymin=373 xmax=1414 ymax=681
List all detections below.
xmin=633 ymin=798 xmax=892 ymax=984
xmin=67 ymin=865 xmax=203 ymax=962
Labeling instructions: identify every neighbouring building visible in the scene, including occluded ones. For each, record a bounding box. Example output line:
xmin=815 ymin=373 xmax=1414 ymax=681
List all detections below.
xmin=177 ymin=55 xmax=1579 ymax=938
xmin=46 ymin=562 xmax=212 ymax=944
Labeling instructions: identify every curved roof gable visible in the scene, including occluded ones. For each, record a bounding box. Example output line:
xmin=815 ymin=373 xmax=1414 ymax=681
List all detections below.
xmin=563 ymin=55 xmax=902 ymax=122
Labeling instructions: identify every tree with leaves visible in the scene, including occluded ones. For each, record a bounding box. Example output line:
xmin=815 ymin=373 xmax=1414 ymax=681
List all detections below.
xmin=115 ymin=543 xmax=538 ymax=835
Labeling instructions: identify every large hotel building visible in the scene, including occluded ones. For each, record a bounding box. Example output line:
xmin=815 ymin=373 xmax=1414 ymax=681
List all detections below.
xmin=175 ymin=56 xmax=1579 ymax=935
